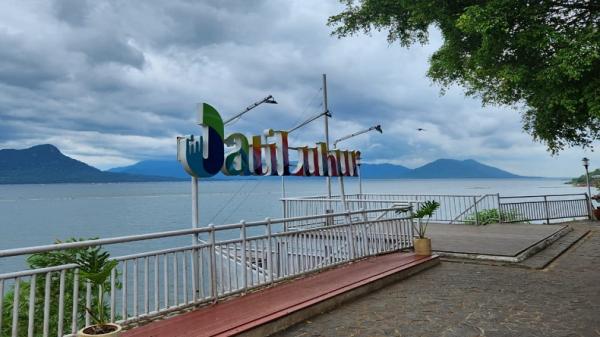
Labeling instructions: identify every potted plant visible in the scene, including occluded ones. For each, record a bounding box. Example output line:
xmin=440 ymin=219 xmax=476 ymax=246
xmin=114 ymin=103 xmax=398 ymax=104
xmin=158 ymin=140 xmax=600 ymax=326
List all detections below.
xmin=410 ymin=200 xmax=440 ymax=256
xmin=76 ymin=246 xmax=121 ymax=337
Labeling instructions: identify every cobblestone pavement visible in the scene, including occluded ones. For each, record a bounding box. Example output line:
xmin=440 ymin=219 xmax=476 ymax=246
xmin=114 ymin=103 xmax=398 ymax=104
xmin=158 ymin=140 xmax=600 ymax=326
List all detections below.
xmin=275 ymin=225 xmax=600 ymax=337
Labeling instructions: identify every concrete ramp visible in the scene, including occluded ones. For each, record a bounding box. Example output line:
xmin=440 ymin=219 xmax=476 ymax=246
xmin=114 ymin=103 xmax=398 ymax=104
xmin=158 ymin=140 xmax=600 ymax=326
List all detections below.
xmin=428 ymin=223 xmax=571 ymax=262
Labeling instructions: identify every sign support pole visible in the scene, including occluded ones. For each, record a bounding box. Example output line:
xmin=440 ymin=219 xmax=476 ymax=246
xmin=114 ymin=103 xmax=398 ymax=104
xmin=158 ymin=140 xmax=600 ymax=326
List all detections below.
xmin=323 ymin=74 xmax=332 ymax=202
xmin=191 ymin=176 xmax=200 ymax=297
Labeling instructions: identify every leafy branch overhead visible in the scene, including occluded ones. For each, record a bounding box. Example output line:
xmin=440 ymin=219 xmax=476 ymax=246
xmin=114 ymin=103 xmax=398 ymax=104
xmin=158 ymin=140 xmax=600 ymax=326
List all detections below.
xmin=329 ymin=1 xmax=600 ymax=153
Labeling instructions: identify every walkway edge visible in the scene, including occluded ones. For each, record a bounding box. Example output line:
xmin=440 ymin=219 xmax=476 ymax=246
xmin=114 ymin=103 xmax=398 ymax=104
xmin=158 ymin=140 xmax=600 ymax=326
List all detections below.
xmin=434 ymin=225 xmax=572 ymax=263
xmin=231 ymin=255 xmax=440 ymax=337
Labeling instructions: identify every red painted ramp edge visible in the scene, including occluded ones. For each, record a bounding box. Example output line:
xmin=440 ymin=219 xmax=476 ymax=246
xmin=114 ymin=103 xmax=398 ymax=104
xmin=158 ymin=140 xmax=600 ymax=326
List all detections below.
xmin=124 ymin=252 xmax=437 ymax=337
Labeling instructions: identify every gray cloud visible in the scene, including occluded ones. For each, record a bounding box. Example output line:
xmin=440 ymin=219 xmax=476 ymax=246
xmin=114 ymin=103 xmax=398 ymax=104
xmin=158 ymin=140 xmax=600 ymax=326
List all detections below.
xmin=0 ymin=0 xmax=596 ymax=177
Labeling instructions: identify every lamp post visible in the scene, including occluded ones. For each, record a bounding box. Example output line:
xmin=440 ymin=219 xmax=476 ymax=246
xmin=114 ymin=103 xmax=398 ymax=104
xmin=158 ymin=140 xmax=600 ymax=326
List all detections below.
xmin=279 ymin=109 xmax=332 ymax=206
xmin=223 ymin=95 xmax=277 ymax=125
xmin=583 ymin=157 xmax=594 ymax=219
xmin=333 ymin=125 xmax=383 ymax=210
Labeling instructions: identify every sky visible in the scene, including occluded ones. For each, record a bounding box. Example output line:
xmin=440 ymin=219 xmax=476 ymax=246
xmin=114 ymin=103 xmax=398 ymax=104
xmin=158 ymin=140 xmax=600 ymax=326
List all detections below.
xmin=0 ymin=0 xmax=596 ymax=177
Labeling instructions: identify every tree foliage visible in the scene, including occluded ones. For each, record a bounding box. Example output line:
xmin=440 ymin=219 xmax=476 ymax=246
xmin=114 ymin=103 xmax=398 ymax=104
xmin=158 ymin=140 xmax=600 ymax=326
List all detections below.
xmin=1 ymin=239 xmax=118 ymax=337
xmin=329 ymin=0 xmax=600 ymax=153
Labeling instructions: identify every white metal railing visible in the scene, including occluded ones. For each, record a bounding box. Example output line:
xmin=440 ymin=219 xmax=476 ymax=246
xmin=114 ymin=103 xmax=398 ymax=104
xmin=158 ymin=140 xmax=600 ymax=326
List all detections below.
xmin=498 ymin=193 xmax=590 ymax=223
xmin=0 ymin=207 xmax=413 ymax=337
xmin=282 ymin=194 xmax=500 ymax=225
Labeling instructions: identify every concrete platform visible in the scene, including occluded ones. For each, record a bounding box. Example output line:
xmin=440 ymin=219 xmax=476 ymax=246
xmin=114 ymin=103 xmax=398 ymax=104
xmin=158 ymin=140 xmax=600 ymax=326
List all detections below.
xmin=122 ymin=252 xmax=439 ymax=337
xmin=428 ymin=222 xmax=571 ymax=262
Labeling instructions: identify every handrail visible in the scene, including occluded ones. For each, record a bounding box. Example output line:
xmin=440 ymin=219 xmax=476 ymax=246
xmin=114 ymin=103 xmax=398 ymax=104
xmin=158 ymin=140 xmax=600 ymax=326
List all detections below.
xmin=0 ymin=206 xmax=405 ymax=258
xmin=281 ymin=198 xmax=417 ymax=204
xmin=449 ymin=194 xmax=491 ymax=224
xmin=499 ymin=193 xmax=587 ymax=199
xmin=0 ymin=207 xmax=414 ymax=335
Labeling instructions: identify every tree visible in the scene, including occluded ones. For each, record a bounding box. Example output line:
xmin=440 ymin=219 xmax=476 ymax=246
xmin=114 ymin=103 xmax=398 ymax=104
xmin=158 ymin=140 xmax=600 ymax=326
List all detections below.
xmin=328 ymin=0 xmax=600 ymax=153
xmin=1 ymin=239 xmax=119 ymax=337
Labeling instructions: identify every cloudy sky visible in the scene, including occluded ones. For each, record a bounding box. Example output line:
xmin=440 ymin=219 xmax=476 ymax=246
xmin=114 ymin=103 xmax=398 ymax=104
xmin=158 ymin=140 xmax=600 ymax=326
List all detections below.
xmin=0 ymin=0 xmax=596 ymax=177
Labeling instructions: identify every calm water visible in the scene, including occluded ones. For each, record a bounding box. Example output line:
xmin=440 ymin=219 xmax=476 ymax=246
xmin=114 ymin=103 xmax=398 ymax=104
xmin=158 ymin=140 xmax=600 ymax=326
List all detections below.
xmin=0 ymin=177 xmax=585 ymax=251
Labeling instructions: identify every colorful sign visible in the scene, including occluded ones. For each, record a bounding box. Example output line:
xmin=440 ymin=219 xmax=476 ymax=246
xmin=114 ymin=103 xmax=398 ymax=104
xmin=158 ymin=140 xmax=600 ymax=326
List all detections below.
xmin=177 ymin=103 xmax=361 ymax=178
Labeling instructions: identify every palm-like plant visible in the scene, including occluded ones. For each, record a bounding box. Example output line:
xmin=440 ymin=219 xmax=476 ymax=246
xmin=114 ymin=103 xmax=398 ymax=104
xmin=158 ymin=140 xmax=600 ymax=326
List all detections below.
xmin=75 ymin=246 xmax=118 ymax=330
xmin=411 ymin=201 xmax=440 ymax=238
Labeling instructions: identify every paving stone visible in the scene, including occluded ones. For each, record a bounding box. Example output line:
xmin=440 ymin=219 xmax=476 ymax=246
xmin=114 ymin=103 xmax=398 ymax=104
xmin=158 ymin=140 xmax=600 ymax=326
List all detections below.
xmin=274 ymin=224 xmax=600 ymax=337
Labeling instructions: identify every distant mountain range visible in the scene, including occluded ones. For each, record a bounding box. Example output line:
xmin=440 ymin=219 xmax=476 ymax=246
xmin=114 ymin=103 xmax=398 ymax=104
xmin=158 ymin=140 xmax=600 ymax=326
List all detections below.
xmin=111 ymin=158 xmax=522 ymax=179
xmin=0 ymin=144 xmax=524 ymax=184
xmin=0 ymin=145 xmax=181 ymax=184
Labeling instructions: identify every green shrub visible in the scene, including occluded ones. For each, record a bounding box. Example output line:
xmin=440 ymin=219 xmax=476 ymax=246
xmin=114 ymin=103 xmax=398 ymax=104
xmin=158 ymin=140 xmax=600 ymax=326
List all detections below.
xmin=1 ymin=239 xmax=119 ymax=337
xmin=464 ymin=208 xmax=524 ymax=225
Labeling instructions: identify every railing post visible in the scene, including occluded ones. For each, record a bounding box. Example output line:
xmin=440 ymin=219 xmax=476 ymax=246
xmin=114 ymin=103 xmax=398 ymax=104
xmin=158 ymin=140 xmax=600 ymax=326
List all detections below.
xmin=543 ymin=196 xmax=550 ymax=224
xmin=346 ymin=211 xmax=355 ymax=260
xmin=585 ymin=193 xmax=593 ymax=220
xmin=266 ymin=218 xmax=274 ymax=285
xmin=409 ymin=202 xmax=415 ymax=246
xmin=325 ymin=209 xmax=334 ymax=227
xmin=282 ymin=200 xmax=288 ymax=231
xmin=473 ymin=196 xmax=480 ymax=225
xmin=240 ymin=220 xmax=248 ymax=293
xmin=208 ymin=224 xmax=218 ymax=302
xmin=361 ymin=208 xmax=368 ymax=222
xmin=496 ymin=193 xmax=503 ymax=223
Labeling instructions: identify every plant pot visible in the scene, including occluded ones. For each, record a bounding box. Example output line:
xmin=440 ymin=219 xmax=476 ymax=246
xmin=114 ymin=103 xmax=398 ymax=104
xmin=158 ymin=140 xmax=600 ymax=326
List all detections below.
xmin=78 ymin=323 xmax=122 ymax=337
xmin=414 ymin=237 xmax=432 ymax=256
xmin=593 ymin=208 xmax=600 ymax=220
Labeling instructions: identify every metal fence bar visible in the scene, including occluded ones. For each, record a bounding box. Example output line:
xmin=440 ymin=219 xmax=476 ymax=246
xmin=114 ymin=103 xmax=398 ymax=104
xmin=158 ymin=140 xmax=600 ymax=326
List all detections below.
xmin=0 ymin=206 xmax=414 ymax=336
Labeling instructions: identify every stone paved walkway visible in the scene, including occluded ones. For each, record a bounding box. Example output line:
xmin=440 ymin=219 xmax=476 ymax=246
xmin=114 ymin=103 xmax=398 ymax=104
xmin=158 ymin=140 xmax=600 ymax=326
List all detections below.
xmin=275 ymin=224 xmax=600 ymax=337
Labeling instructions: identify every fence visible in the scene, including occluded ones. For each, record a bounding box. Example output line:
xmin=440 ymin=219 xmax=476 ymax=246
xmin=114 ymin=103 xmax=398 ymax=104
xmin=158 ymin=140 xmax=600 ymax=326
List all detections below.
xmin=282 ymin=194 xmax=500 ymax=226
xmin=283 ymin=193 xmax=593 ymax=226
xmin=0 ymin=207 xmax=413 ymax=337
xmin=499 ymin=193 xmax=590 ymax=223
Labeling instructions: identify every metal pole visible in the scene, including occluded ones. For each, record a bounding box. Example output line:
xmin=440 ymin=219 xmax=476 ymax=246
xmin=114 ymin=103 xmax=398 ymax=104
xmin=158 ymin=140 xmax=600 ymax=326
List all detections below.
xmin=191 ymin=177 xmax=200 ymax=297
xmin=473 ymin=196 xmax=479 ymax=225
xmin=543 ymin=195 xmax=550 ymax=224
xmin=358 ymin=163 xmax=363 ymax=196
xmin=585 ymin=166 xmax=594 ymax=219
xmin=323 ymin=74 xmax=332 ymax=200
xmin=334 ymin=144 xmax=349 ymax=212
xmin=496 ymin=193 xmax=502 ymax=223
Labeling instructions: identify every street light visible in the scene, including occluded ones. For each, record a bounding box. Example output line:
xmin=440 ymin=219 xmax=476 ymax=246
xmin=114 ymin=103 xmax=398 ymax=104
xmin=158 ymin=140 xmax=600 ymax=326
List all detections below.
xmin=333 ymin=124 xmax=383 ymax=210
xmin=223 ymin=95 xmax=277 ymax=125
xmin=189 ymin=94 xmax=278 ymax=242
xmin=583 ymin=157 xmax=594 ymax=219
xmin=278 ymin=109 xmax=332 ymax=202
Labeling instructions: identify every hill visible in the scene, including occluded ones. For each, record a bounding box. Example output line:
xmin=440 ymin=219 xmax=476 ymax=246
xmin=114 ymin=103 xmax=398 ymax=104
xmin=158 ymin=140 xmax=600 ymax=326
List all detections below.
xmin=402 ymin=159 xmax=521 ymax=179
xmin=110 ymin=161 xmax=413 ymax=180
xmin=110 ymin=158 xmax=521 ymax=179
xmin=359 ymin=163 xmax=411 ymax=178
xmin=0 ymin=145 xmax=181 ymax=184
xmin=110 ymin=159 xmax=189 ymax=179
xmin=569 ymin=168 xmax=600 ymax=186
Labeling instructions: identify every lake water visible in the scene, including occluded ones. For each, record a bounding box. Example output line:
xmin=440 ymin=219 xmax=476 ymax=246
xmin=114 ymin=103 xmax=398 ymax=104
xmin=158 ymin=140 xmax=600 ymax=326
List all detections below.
xmin=0 ymin=177 xmax=585 ymax=252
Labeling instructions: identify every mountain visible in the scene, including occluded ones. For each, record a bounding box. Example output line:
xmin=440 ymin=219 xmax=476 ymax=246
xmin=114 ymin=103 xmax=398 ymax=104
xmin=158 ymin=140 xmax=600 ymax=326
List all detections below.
xmin=109 ymin=158 xmax=521 ymax=179
xmin=403 ymin=159 xmax=521 ymax=179
xmin=569 ymin=168 xmax=600 ymax=186
xmin=109 ymin=159 xmax=260 ymax=180
xmin=109 ymin=159 xmax=189 ymax=179
xmin=359 ymin=163 xmax=411 ymax=179
xmin=109 ymin=161 xmax=413 ymax=180
xmin=0 ymin=145 xmax=182 ymax=184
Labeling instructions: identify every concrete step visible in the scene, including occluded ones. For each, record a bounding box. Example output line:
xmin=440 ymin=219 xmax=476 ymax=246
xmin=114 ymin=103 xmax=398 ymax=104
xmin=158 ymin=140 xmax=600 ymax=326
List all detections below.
xmin=516 ymin=227 xmax=590 ymax=269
